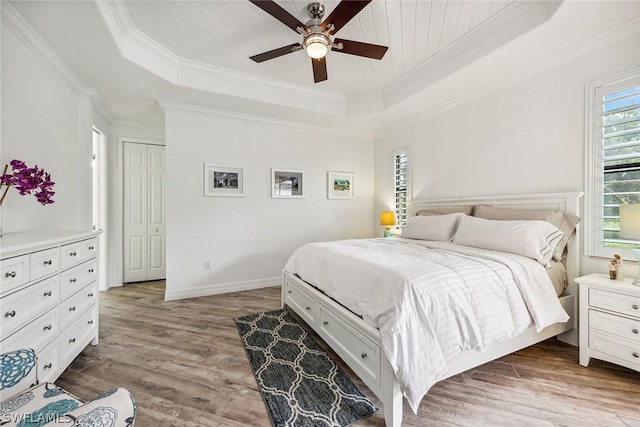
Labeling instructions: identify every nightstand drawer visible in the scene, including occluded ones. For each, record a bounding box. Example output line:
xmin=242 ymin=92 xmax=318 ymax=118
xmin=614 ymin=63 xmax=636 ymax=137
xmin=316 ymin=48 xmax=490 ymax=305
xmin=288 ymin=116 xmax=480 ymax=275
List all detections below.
xmin=589 ymin=330 xmax=640 ymax=369
xmin=589 ymin=288 xmax=640 ymax=319
xmin=589 ymin=309 xmax=640 ymax=344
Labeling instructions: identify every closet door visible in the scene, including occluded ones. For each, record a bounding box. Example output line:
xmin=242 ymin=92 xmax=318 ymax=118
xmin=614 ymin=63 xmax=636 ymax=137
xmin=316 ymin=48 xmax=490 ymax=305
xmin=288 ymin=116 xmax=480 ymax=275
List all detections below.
xmin=123 ymin=143 xmax=166 ymax=283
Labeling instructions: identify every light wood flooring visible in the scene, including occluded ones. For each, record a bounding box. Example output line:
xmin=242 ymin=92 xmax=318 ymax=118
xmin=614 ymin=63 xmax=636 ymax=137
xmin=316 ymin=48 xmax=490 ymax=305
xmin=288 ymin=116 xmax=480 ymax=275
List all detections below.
xmin=56 ymin=281 xmax=640 ymax=426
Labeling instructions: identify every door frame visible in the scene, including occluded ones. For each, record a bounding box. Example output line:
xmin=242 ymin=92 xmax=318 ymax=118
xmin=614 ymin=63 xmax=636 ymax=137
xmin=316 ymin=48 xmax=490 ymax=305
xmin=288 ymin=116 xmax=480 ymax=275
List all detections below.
xmin=115 ymin=137 xmax=165 ymax=287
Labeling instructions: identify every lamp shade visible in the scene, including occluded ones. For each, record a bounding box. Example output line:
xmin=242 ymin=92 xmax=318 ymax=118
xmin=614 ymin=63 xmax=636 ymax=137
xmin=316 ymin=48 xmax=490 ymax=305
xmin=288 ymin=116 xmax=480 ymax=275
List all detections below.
xmin=620 ymin=205 xmax=640 ymax=240
xmin=380 ymin=211 xmax=396 ymax=226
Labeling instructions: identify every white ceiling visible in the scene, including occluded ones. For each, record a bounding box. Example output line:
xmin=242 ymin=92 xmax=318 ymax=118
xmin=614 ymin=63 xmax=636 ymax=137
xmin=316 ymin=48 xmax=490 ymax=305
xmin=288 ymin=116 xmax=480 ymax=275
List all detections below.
xmin=4 ymin=1 xmax=640 ymax=135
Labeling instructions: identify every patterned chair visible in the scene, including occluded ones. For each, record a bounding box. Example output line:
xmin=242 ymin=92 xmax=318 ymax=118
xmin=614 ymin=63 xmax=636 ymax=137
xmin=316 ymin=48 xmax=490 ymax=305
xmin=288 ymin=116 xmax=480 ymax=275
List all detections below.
xmin=0 ymin=349 xmax=136 ymax=426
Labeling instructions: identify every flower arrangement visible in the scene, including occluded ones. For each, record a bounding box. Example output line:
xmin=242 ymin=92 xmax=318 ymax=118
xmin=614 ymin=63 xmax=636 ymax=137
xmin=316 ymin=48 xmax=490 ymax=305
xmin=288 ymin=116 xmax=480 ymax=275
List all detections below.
xmin=0 ymin=159 xmax=55 ymax=206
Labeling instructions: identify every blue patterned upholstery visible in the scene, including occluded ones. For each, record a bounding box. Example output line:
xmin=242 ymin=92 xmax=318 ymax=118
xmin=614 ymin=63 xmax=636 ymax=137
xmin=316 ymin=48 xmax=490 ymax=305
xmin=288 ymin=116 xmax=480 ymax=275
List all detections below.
xmin=0 ymin=350 xmax=136 ymax=427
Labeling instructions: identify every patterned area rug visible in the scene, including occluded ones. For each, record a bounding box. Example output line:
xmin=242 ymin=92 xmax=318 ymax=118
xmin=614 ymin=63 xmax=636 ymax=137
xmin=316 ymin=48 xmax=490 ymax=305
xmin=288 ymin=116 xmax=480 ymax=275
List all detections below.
xmin=235 ymin=309 xmax=378 ymax=427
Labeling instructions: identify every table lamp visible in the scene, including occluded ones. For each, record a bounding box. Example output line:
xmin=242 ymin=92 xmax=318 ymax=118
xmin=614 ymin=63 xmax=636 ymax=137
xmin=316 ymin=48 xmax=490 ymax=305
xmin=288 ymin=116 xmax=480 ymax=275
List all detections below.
xmin=380 ymin=211 xmax=396 ymax=238
xmin=619 ymin=204 xmax=640 ymax=285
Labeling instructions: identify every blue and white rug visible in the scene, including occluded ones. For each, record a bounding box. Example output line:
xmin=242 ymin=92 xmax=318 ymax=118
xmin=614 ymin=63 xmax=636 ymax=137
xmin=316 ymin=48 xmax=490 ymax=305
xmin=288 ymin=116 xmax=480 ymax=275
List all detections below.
xmin=235 ymin=309 xmax=378 ymax=427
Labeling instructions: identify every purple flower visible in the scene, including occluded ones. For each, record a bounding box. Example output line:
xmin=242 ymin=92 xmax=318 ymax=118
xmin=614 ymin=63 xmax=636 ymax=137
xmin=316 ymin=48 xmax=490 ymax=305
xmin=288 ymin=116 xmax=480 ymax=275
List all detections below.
xmin=0 ymin=159 xmax=55 ymax=206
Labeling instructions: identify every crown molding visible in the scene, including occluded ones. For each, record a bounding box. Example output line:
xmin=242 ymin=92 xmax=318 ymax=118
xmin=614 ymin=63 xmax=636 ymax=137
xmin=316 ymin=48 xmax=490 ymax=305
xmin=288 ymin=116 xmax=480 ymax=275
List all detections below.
xmin=1 ymin=1 xmax=100 ymax=100
xmin=375 ymin=15 xmax=640 ymax=139
xmin=98 ymin=0 xmax=346 ymax=116
xmin=157 ymin=99 xmax=372 ymax=140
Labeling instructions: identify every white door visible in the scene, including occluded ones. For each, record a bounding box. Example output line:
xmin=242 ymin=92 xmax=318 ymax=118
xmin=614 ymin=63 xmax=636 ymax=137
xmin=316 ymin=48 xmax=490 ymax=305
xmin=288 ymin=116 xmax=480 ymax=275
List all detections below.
xmin=124 ymin=142 xmax=166 ymax=283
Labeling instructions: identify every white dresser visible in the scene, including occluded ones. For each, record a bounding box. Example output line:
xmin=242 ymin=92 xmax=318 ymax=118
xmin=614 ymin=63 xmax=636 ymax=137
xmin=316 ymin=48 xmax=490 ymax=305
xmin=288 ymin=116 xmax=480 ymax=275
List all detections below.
xmin=576 ymin=273 xmax=640 ymax=372
xmin=0 ymin=230 xmax=100 ymax=383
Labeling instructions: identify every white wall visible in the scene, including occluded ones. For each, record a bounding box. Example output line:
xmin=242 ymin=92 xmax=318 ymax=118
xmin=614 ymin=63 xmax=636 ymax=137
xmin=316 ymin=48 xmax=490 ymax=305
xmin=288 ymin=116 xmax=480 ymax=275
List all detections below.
xmin=1 ymin=21 xmax=93 ymax=233
xmin=163 ymin=106 xmax=374 ymax=300
xmin=374 ymin=33 xmax=640 ymax=279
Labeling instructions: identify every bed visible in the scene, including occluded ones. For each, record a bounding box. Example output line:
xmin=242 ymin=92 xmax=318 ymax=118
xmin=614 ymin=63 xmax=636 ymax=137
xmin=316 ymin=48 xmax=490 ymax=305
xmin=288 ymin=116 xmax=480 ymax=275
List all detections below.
xmin=281 ymin=192 xmax=583 ymax=427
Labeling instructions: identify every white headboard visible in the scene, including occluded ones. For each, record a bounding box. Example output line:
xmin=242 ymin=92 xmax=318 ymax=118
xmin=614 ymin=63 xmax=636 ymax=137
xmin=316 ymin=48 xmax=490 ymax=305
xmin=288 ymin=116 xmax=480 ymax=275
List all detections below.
xmin=409 ymin=192 xmax=584 ymax=342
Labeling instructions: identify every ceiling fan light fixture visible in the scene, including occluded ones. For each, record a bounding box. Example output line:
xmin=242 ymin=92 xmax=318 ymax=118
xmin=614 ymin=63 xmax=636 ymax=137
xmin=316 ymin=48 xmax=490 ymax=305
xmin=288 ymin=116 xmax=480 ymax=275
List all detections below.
xmin=304 ymin=34 xmax=329 ymax=59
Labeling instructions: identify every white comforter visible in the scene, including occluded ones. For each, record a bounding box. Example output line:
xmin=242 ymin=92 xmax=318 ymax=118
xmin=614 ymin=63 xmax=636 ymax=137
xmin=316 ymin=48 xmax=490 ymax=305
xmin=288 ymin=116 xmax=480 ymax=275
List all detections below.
xmin=284 ymin=238 xmax=569 ymax=413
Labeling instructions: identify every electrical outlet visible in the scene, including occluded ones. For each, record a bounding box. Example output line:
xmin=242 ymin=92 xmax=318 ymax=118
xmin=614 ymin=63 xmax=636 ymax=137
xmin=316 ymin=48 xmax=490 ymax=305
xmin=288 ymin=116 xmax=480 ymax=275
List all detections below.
xmin=204 ymin=261 xmax=212 ymax=270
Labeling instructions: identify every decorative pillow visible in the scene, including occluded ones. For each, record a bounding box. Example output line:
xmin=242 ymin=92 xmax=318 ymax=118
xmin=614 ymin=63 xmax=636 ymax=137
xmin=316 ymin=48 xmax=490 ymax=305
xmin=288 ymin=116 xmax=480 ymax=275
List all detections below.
xmin=401 ymin=213 xmax=465 ymax=242
xmin=416 ymin=206 xmax=474 ymax=216
xmin=452 ymin=215 xmax=564 ymax=267
xmin=473 ymin=205 xmax=580 ymax=261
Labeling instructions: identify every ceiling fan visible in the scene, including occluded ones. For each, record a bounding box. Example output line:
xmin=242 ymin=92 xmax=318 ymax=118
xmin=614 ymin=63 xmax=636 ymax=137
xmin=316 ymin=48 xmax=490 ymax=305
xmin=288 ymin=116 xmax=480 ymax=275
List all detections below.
xmin=249 ymin=0 xmax=388 ymax=83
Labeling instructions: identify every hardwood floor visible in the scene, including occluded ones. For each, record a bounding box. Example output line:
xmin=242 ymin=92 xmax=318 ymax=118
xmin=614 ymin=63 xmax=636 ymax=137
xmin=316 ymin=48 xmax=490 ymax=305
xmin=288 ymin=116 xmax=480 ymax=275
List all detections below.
xmin=56 ymin=281 xmax=640 ymax=426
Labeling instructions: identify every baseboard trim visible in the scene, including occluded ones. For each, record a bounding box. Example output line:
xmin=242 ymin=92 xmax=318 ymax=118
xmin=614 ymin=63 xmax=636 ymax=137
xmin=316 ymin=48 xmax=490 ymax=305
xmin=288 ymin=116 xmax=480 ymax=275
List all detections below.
xmin=164 ymin=276 xmax=280 ymax=301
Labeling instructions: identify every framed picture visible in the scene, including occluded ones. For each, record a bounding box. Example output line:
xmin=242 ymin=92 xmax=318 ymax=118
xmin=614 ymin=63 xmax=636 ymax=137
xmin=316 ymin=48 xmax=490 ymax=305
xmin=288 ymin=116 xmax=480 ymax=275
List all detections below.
xmin=271 ymin=168 xmax=304 ymax=198
xmin=327 ymin=171 xmax=355 ymax=199
xmin=204 ymin=163 xmax=244 ymax=197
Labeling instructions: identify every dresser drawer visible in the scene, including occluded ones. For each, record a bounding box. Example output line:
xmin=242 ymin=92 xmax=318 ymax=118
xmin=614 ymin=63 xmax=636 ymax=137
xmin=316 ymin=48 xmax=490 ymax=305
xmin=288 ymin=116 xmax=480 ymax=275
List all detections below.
xmin=60 ymin=259 xmax=97 ymax=298
xmin=60 ymin=241 xmax=83 ymax=268
xmin=590 ymin=309 xmax=640 ymax=344
xmin=61 ymin=283 xmax=97 ymax=330
xmin=0 ymin=276 xmax=59 ymax=340
xmin=38 ymin=339 xmax=60 ymax=383
xmin=0 ymin=254 xmax=30 ymax=294
xmin=589 ymin=330 xmax=640 ymax=369
xmin=1 ymin=307 xmax=59 ymax=354
xmin=285 ymin=279 xmax=316 ymax=325
xmin=81 ymin=238 xmax=98 ymax=260
xmin=60 ymin=307 xmax=96 ymax=367
xmin=317 ymin=305 xmax=381 ymax=386
xmin=30 ymin=247 xmax=60 ymax=282
xmin=590 ymin=288 xmax=640 ymax=319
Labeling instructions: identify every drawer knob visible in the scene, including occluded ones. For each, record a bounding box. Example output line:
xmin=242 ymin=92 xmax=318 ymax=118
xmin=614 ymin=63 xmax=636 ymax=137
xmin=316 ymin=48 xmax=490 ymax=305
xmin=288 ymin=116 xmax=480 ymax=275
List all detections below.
xmin=69 ymin=306 xmax=76 ymax=312
xmin=633 ymin=304 xmax=639 ymax=310
xmin=88 ymin=320 xmax=94 ymax=325
xmin=5 ymin=271 xmax=16 ymax=278
xmin=287 ymin=290 xmax=292 ymax=294
xmin=70 ymin=251 xmax=77 ymax=257
xmin=70 ymin=278 xmax=77 ymax=283
xmin=43 ymin=363 xmax=52 ymax=370
xmin=5 ymin=310 xmax=16 ymax=318
xmin=323 ymin=321 xmax=328 ymax=326
xmin=361 ymin=353 xmax=368 ymax=359
xmin=633 ymin=328 xmax=639 ymax=335
xmin=88 ymin=268 xmax=94 ymax=273
xmin=43 ymin=291 xmax=52 ymax=297
xmin=88 ymin=293 xmax=94 ymax=297
xmin=44 ymin=324 xmax=52 ymax=331
xmin=69 ymin=338 xmax=76 ymax=343
xmin=44 ymin=259 xmax=53 ymax=265
xmin=306 ymin=306 xmax=311 ymax=311
xmin=88 ymin=246 xmax=94 ymax=250
xmin=634 ymin=352 xmax=639 ymax=358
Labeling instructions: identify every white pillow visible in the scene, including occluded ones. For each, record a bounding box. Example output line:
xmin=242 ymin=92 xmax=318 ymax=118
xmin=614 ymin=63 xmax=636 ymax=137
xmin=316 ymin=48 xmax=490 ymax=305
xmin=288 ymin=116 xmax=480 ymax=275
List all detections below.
xmin=400 ymin=213 xmax=465 ymax=242
xmin=452 ymin=216 xmax=564 ymax=267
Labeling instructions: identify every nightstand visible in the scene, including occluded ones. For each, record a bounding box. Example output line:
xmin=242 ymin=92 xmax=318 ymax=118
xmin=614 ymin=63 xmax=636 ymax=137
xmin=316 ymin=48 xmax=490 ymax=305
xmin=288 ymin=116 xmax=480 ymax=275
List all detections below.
xmin=576 ymin=273 xmax=640 ymax=372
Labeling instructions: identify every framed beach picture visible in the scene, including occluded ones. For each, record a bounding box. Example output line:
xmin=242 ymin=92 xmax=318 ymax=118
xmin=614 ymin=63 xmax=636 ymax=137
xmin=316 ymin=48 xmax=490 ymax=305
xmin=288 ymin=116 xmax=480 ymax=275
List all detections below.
xmin=327 ymin=171 xmax=354 ymax=199
xmin=204 ymin=163 xmax=244 ymax=197
xmin=271 ymin=168 xmax=304 ymax=198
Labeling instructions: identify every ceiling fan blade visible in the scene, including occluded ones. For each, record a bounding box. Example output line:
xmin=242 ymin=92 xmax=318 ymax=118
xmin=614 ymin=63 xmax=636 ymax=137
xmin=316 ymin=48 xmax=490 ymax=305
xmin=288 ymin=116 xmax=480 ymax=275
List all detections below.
xmin=311 ymin=57 xmax=328 ymax=83
xmin=250 ymin=43 xmax=303 ymax=63
xmin=332 ymin=38 xmax=388 ymax=60
xmin=249 ymin=0 xmax=308 ymax=33
xmin=321 ymin=0 xmax=371 ymax=34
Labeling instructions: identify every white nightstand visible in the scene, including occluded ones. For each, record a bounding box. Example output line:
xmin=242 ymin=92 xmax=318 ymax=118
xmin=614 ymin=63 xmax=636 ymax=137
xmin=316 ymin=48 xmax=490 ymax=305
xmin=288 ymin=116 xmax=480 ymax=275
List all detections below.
xmin=576 ymin=273 xmax=640 ymax=372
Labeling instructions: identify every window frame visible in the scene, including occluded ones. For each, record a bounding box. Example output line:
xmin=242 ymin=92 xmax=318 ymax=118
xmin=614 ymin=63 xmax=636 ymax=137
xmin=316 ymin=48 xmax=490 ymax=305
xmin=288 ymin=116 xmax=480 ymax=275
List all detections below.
xmin=584 ymin=67 xmax=640 ymax=260
xmin=393 ymin=148 xmax=410 ymax=228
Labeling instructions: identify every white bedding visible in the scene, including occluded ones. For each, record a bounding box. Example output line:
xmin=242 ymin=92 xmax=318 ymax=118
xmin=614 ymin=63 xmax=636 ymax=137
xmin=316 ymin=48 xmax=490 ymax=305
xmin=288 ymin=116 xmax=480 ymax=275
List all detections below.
xmin=283 ymin=237 xmax=569 ymax=413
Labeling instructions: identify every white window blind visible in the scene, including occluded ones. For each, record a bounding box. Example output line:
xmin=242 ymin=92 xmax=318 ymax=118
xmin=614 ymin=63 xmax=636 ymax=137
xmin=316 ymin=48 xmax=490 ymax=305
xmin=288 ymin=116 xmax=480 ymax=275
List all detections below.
xmin=394 ymin=151 xmax=408 ymax=227
xmin=602 ymin=85 xmax=640 ymax=247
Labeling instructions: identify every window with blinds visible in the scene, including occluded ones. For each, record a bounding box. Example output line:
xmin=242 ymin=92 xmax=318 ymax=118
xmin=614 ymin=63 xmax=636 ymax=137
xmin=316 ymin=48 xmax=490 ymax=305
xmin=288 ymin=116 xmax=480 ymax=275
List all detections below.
xmin=602 ymin=85 xmax=640 ymax=247
xmin=394 ymin=151 xmax=408 ymax=227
